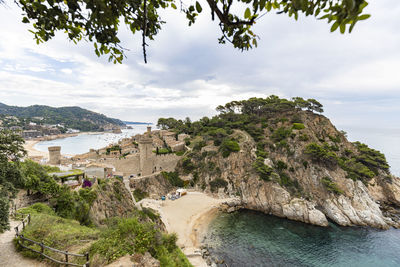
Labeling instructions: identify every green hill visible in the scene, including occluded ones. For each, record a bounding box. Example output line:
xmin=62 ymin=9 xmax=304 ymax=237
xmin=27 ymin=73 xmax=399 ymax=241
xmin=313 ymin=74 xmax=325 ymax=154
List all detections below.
xmin=0 ymin=103 xmax=124 ymax=132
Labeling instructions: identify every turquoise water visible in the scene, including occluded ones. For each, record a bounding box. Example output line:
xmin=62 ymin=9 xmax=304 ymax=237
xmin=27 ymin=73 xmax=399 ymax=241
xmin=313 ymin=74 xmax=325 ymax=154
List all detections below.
xmin=205 ymin=210 xmax=400 ymax=267
xmin=34 ymin=124 xmax=149 ymax=155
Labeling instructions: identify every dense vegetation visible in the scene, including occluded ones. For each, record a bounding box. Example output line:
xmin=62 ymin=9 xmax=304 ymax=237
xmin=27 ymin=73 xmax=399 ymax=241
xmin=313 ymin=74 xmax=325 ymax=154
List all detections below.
xmin=0 ymin=102 xmax=124 ymax=131
xmin=0 ymin=130 xmax=26 ymax=232
xmin=0 ymin=129 xmax=98 ymax=231
xmin=157 ymin=95 xmax=391 ymax=195
xmin=16 ymin=203 xmax=191 ymax=266
xmin=157 ymin=96 xmax=323 ymax=191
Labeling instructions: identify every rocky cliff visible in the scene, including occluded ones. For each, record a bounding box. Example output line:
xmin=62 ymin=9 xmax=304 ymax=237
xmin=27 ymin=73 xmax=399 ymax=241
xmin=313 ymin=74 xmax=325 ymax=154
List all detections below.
xmin=89 ymin=179 xmax=136 ymax=225
xmin=173 ymin=110 xmax=400 ymax=229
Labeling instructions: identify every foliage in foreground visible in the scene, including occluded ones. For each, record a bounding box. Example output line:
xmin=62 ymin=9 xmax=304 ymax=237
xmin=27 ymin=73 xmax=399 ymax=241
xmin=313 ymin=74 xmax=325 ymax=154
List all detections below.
xmin=89 ymin=217 xmax=191 ymax=266
xmin=16 ymin=0 xmax=370 ymax=63
xmin=0 ymin=130 xmax=25 ymax=232
xmin=16 ymin=204 xmax=192 ymax=266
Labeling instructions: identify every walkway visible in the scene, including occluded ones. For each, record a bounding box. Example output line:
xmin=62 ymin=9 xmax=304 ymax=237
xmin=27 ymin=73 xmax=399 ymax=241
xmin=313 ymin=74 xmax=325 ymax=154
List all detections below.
xmin=0 ymin=220 xmax=48 ymax=267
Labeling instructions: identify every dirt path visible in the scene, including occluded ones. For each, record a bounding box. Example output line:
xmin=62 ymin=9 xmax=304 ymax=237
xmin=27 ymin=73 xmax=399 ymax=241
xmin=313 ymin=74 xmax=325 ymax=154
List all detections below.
xmin=0 ymin=220 xmax=48 ymax=267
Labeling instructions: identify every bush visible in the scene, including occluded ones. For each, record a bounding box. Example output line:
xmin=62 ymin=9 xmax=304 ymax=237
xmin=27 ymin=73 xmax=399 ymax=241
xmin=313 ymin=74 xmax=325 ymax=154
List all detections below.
xmin=354 ymin=142 xmax=390 ymax=172
xmin=275 ymin=160 xmax=288 ymax=171
xmin=291 ymin=115 xmax=303 ymax=123
xmin=298 ymin=134 xmax=309 ymax=141
xmin=271 ymin=127 xmax=292 ymax=142
xmin=219 ymin=139 xmax=240 ymax=158
xmin=292 ymin=123 xmax=305 ymax=130
xmin=304 ymin=143 xmax=338 ymax=167
xmin=253 ymin=157 xmax=273 ymax=181
xmin=209 ymin=178 xmax=228 ymax=192
xmin=133 ymin=189 xmax=149 ymax=202
xmin=321 ymin=177 xmax=343 ymax=194
xmin=175 ymin=151 xmax=185 ymax=156
xmin=89 ymin=217 xmax=191 ymax=266
xmin=181 ymin=157 xmax=195 ymax=174
xmin=161 ymin=172 xmax=184 ymax=187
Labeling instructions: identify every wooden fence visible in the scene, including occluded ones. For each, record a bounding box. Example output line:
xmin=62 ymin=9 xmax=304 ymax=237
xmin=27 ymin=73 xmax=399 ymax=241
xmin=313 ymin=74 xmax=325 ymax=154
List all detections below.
xmin=14 ymin=213 xmax=90 ymax=267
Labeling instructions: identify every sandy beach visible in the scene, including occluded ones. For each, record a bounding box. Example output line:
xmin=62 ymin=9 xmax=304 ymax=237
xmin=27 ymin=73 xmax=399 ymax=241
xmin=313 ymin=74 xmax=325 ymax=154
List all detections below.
xmin=24 ymin=140 xmax=48 ymax=158
xmin=140 ymin=192 xmax=234 ymax=267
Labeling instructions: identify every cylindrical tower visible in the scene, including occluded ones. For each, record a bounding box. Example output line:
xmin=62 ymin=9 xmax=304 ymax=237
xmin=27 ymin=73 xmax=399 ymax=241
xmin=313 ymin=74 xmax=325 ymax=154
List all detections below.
xmin=139 ymin=134 xmax=153 ymax=176
xmin=48 ymin=146 xmax=61 ymax=165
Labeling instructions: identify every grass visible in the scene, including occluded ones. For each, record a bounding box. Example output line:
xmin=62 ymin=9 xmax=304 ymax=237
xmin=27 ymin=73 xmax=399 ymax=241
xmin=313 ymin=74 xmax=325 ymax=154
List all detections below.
xmin=15 ymin=204 xmax=99 ymax=265
xmin=15 ymin=203 xmax=192 ymax=266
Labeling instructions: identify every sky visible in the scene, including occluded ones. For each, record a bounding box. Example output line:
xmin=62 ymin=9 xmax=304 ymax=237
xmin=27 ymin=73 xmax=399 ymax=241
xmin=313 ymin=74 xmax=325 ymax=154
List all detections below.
xmin=0 ymin=1 xmax=399 ymax=130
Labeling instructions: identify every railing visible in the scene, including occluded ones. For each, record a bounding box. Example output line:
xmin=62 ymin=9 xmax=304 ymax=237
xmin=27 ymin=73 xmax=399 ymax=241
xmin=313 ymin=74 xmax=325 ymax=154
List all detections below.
xmin=14 ymin=213 xmax=90 ymax=267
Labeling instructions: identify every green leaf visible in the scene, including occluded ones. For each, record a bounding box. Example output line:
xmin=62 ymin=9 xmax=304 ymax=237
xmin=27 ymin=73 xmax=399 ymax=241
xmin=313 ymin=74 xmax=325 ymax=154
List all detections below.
xmin=358 ymin=14 xmax=371 ymax=21
xmin=330 ymin=21 xmax=339 ymax=32
xmin=260 ymin=0 xmax=266 ymax=11
xmin=171 ymin=3 xmax=177 ymax=9
xmin=340 ymin=23 xmax=346 ymax=34
xmin=266 ymin=2 xmax=272 ymax=11
xmin=349 ymin=20 xmax=357 ymax=33
xmin=244 ymin=8 xmax=251 ymax=19
xmin=195 ymin=1 xmax=202 ymax=13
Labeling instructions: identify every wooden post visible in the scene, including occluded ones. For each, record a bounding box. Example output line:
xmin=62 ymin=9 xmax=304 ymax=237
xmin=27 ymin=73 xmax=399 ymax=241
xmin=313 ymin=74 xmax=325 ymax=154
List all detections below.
xmin=65 ymin=250 xmax=68 ymax=265
xmin=85 ymin=252 xmax=90 ymax=267
xmin=28 ymin=214 xmax=31 ymax=224
xmin=22 ymin=220 xmax=25 ymax=230
xmin=40 ymin=241 xmax=44 ymax=254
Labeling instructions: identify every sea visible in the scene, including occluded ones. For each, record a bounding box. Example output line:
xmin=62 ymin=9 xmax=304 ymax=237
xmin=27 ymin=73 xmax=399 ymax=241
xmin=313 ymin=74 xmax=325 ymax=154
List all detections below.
xmin=205 ymin=210 xmax=400 ymax=267
xmin=34 ymin=124 xmax=149 ymax=155
xmin=34 ymin=125 xmax=400 ymax=266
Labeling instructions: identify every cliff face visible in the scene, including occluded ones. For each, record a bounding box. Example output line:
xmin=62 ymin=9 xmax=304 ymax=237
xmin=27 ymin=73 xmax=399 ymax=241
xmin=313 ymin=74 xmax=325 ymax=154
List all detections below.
xmin=180 ymin=112 xmax=400 ymax=229
xmin=89 ymin=179 xmax=136 ymax=225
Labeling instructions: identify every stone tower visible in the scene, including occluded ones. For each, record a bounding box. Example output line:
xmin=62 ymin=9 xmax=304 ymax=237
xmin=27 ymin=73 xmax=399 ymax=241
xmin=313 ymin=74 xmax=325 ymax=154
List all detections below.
xmin=48 ymin=146 xmax=61 ymax=165
xmin=139 ymin=126 xmax=154 ymax=176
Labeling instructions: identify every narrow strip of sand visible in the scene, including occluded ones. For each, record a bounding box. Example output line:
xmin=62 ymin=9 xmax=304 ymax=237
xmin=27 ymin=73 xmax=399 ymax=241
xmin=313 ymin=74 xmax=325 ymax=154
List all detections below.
xmin=24 ymin=140 xmax=48 ymax=158
xmin=140 ymin=192 xmax=234 ymax=267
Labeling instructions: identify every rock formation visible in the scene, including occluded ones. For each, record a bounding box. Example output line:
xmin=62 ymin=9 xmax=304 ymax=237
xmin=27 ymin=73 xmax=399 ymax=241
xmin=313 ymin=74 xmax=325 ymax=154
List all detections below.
xmin=172 ymin=111 xmax=400 ymax=229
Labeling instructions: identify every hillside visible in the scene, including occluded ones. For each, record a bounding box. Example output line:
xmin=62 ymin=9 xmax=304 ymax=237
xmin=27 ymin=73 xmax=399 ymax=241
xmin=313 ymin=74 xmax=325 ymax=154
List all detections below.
xmin=0 ymin=102 xmax=124 ymax=132
xmin=156 ymin=96 xmax=400 ymax=229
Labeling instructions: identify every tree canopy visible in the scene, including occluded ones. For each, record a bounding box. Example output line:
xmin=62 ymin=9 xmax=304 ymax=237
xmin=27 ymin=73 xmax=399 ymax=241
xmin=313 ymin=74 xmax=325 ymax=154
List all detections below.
xmin=10 ymin=0 xmax=370 ymax=63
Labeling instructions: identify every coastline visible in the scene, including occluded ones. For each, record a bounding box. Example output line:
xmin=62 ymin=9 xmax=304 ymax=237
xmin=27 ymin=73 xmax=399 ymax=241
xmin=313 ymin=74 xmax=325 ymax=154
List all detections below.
xmin=140 ymin=192 xmax=232 ymax=267
xmin=23 ymin=131 xmax=105 ymax=159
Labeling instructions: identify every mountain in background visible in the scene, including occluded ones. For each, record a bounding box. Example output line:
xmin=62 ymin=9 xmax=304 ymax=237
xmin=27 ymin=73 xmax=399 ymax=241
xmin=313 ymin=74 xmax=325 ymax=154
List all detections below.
xmin=0 ymin=102 xmax=125 ymax=132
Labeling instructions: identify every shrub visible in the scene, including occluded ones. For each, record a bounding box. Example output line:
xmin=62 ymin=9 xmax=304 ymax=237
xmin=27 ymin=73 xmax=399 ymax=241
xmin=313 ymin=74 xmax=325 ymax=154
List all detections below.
xmin=175 ymin=151 xmax=185 ymax=156
xmin=219 ymin=139 xmax=240 ymax=158
xmin=302 ymin=161 xmax=308 ymax=168
xmin=291 ymin=115 xmax=303 ymax=123
xmin=292 ymin=123 xmax=305 ymax=130
xmin=275 ymin=160 xmax=288 ymax=171
xmin=193 ymin=140 xmax=206 ymax=151
xmin=304 ymin=143 xmax=338 ymax=167
xmin=181 ymin=157 xmax=195 ymax=174
xmin=271 ymin=127 xmax=292 ymax=142
xmin=184 ymin=137 xmax=191 ymax=146
xmin=328 ymin=134 xmax=341 ymax=143
xmin=18 ymin=203 xmax=55 ymax=216
xmin=354 ymin=142 xmax=390 ymax=172
xmin=321 ymin=177 xmax=343 ymax=194
xmin=298 ymin=134 xmax=309 ymax=141
xmin=161 ymin=172 xmax=184 ymax=187
xmin=253 ymin=157 xmax=273 ymax=181
xmin=133 ymin=189 xmax=149 ymax=202
xmin=209 ymin=178 xmax=228 ymax=192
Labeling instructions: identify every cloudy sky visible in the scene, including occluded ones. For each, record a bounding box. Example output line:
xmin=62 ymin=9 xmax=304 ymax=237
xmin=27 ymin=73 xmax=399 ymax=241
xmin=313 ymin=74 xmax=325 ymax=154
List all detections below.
xmin=0 ymin=1 xmax=399 ymax=130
